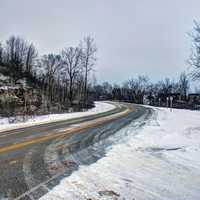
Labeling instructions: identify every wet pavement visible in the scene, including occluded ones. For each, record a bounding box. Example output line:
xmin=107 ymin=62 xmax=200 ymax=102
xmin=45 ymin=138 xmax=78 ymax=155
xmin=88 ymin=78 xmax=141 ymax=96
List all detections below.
xmin=0 ymin=103 xmax=151 ymax=200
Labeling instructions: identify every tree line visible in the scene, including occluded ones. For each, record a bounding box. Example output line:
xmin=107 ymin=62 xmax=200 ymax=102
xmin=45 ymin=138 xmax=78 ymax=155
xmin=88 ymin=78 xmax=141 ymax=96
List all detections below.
xmin=0 ymin=35 xmax=97 ymax=113
xmin=92 ymin=20 xmax=200 ymax=109
xmin=92 ymin=73 xmax=191 ymax=106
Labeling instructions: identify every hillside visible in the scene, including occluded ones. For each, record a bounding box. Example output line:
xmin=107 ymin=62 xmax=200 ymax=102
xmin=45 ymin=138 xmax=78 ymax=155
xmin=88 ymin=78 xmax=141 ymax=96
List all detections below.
xmin=0 ymin=65 xmax=43 ymax=119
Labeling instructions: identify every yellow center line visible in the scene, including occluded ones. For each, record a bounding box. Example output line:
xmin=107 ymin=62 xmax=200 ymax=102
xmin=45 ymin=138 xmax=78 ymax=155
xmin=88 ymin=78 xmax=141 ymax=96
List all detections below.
xmin=0 ymin=106 xmax=132 ymax=154
xmin=0 ymin=105 xmax=123 ymax=137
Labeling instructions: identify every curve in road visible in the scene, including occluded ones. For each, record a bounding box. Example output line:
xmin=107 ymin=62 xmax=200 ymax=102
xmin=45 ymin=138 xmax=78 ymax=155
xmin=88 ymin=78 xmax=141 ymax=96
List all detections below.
xmin=0 ymin=102 xmax=152 ymax=200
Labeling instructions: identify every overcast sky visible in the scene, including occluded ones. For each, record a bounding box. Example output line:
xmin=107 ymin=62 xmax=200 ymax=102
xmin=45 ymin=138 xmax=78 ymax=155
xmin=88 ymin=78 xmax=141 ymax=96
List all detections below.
xmin=1 ymin=0 xmax=200 ymax=84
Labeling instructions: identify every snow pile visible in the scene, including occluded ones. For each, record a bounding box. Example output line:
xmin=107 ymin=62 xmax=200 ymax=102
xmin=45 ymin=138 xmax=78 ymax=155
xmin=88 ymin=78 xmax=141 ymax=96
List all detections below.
xmin=0 ymin=74 xmax=9 ymax=81
xmin=0 ymin=86 xmax=20 ymax=90
xmin=40 ymin=107 xmax=200 ymax=200
xmin=0 ymin=101 xmax=115 ymax=132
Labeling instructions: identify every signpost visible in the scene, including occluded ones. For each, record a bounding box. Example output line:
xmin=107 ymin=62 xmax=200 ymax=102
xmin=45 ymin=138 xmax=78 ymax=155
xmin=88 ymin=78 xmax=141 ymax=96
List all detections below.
xmin=166 ymin=97 xmax=169 ymax=108
xmin=170 ymin=96 xmax=173 ymax=112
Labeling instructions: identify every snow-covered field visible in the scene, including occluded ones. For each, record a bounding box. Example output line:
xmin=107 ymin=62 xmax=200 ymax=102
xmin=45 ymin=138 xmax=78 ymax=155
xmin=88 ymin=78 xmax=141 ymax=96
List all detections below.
xmin=40 ymin=106 xmax=200 ymax=200
xmin=0 ymin=102 xmax=115 ymax=132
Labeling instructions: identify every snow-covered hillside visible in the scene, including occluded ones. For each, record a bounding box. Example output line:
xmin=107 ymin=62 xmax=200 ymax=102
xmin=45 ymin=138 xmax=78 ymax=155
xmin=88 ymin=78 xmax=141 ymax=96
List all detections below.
xmin=40 ymin=106 xmax=200 ymax=200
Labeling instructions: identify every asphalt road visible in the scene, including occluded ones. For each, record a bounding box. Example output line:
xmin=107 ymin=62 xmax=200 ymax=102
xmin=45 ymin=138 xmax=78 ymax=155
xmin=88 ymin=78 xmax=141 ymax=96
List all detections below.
xmin=0 ymin=102 xmax=152 ymax=200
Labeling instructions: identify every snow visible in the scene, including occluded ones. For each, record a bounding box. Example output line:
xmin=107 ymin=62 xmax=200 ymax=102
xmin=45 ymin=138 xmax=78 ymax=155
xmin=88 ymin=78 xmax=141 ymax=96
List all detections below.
xmin=0 ymin=101 xmax=116 ymax=132
xmin=0 ymin=74 xmax=9 ymax=81
xmin=40 ymin=106 xmax=200 ymax=200
xmin=0 ymin=86 xmax=20 ymax=90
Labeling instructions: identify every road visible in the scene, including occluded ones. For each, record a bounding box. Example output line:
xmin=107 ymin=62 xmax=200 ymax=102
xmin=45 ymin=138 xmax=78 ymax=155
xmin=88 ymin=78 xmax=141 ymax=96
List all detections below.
xmin=0 ymin=102 xmax=151 ymax=200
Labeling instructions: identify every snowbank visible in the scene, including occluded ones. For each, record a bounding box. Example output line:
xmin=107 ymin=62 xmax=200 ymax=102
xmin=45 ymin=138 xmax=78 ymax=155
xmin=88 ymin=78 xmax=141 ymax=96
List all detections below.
xmin=0 ymin=101 xmax=116 ymax=132
xmin=0 ymin=86 xmax=20 ymax=90
xmin=40 ymin=106 xmax=200 ymax=200
xmin=0 ymin=74 xmax=10 ymax=81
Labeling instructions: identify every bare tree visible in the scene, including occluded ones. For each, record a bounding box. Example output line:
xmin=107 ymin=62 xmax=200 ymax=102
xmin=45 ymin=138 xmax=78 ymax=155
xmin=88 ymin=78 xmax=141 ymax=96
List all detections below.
xmin=159 ymin=78 xmax=172 ymax=95
xmin=41 ymin=54 xmax=62 ymax=106
xmin=4 ymin=36 xmax=28 ymax=83
xmin=25 ymin=44 xmax=38 ymax=73
xmin=179 ymin=72 xmax=189 ymax=100
xmin=5 ymin=36 xmax=27 ymax=65
xmin=127 ymin=75 xmax=149 ymax=103
xmin=62 ymin=47 xmax=82 ymax=106
xmin=76 ymin=73 xmax=85 ymax=102
xmin=81 ymin=36 xmax=97 ymax=105
xmin=189 ymin=21 xmax=200 ymax=80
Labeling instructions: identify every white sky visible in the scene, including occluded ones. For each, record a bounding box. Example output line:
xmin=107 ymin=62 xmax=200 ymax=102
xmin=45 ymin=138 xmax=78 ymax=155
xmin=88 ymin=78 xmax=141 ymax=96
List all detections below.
xmin=1 ymin=0 xmax=200 ymax=84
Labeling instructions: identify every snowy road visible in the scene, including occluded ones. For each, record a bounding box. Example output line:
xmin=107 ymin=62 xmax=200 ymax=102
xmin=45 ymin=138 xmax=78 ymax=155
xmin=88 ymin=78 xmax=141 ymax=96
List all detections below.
xmin=0 ymin=102 xmax=149 ymax=200
xmin=40 ymin=106 xmax=200 ymax=200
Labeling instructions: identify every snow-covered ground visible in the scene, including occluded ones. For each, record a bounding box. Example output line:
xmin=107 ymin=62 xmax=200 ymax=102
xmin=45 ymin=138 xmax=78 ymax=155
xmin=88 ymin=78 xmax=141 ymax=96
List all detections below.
xmin=0 ymin=102 xmax=115 ymax=132
xmin=40 ymin=106 xmax=200 ymax=200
